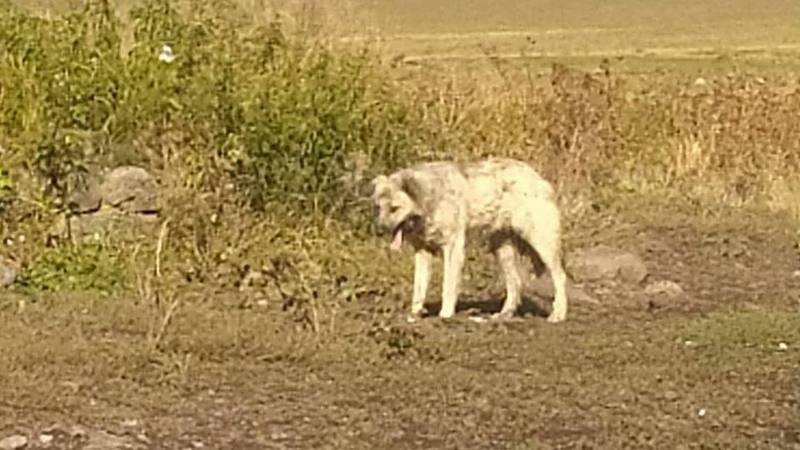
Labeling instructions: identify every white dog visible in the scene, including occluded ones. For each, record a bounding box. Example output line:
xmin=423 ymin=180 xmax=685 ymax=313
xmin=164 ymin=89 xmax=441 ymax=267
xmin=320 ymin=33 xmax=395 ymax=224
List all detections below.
xmin=371 ymin=157 xmax=568 ymax=323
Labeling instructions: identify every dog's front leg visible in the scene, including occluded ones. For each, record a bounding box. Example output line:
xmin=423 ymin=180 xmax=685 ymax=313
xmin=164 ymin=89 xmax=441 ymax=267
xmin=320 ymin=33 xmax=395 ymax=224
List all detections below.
xmin=408 ymin=249 xmax=432 ymax=322
xmin=440 ymin=232 xmax=466 ymax=319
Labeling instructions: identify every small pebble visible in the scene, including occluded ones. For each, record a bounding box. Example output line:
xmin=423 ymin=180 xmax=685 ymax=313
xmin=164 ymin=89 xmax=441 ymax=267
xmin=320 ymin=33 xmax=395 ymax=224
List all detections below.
xmin=69 ymin=425 xmax=88 ymax=437
xmin=270 ymin=431 xmax=289 ymax=441
xmin=778 ymin=342 xmax=789 ymax=351
xmin=698 ymin=408 xmax=707 ymax=417
xmin=644 ymin=280 xmax=684 ymax=296
xmin=0 ymin=259 xmax=16 ymax=288
xmin=0 ymin=435 xmax=28 ymax=450
xmin=38 ymin=434 xmax=54 ymax=444
xmin=663 ymin=390 xmax=679 ymax=401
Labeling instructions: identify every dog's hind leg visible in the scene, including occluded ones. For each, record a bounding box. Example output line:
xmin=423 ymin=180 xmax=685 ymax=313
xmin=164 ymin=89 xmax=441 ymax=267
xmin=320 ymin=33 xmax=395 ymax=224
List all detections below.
xmin=513 ymin=205 xmax=568 ymax=323
xmin=542 ymin=249 xmax=568 ymax=323
xmin=492 ymin=239 xmax=523 ymax=319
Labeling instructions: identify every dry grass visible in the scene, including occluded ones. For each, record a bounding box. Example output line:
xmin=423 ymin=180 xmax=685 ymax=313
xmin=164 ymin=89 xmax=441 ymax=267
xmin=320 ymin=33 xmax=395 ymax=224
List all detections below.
xmin=2 ymin=2 xmax=800 ymax=446
xmin=2 ymin=209 xmax=800 ymax=448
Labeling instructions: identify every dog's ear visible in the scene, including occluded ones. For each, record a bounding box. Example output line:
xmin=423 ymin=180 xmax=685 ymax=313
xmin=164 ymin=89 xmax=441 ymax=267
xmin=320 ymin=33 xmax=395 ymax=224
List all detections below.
xmin=399 ymin=170 xmax=425 ymax=203
xmin=370 ymin=175 xmax=388 ymax=197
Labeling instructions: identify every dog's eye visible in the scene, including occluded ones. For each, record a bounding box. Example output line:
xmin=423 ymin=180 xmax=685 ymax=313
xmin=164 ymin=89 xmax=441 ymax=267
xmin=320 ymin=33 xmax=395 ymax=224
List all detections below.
xmin=389 ymin=205 xmax=400 ymax=213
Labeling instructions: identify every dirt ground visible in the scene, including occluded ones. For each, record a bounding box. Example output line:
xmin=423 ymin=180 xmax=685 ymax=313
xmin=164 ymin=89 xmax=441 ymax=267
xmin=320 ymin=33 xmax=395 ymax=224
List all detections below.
xmin=1 ymin=205 xmax=799 ymax=450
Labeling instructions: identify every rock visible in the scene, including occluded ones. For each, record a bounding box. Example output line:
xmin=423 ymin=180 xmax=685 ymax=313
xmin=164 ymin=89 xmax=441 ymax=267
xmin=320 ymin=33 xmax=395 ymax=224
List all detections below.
xmin=84 ymin=430 xmax=140 ymax=450
xmin=528 ymin=275 xmax=599 ymax=304
xmin=645 ymin=280 xmax=684 ymax=297
xmin=67 ymin=209 xmax=158 ymax=244
xmin=38 ymin=434 xmax=53 ymax=445
xmin=0 ymin=259 xmax=16 ymax=288
xmin=566 ymin=245 xmax=648 ymax=284
xmin=686 ymin=77 xmax=711 ymax=96
xmin=663 ymin=390 xmax=679 ymax=402
xmin=239 ymin=268 xmax=267 ymax=291
xmin=270 ymin=430 xmax=289 ymax=441
xmin=100 ymin=166 xmax=159 ymax=213
xmin=121 ymin=419 xmax=139 ymax=428
xmin=68 ymin=426 xmax=88 ymax=438
xmin=46 ymin=214 xmax=69 ymax=245
xmin=66 ymin=176 xmax=102 ymax=213
xmin=0 ymin=435 xmax=28 ymax=450
xmin=41 ymin=424 xmax=64 ymax=434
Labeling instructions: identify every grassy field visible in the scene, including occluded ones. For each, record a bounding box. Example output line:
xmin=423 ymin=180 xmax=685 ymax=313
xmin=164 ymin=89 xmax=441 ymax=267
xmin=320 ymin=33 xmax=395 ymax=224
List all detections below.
xmin=2 ymin=0 xmax=800 ymax=448
xmin=18 ymin=0 xmax=800 ymax=55
xmin=346 ymin=0 xmax=800 ymax=73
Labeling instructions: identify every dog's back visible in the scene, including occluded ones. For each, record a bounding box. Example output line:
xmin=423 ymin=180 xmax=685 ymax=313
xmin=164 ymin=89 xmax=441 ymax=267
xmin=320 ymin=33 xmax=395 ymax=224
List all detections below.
xmin=407 ymin=158 xmax=554 ymax=198
xmin=463 ymin=157 xmax=554 ymax=198
xmin=457 ymin=158 xmax=556 ymax=228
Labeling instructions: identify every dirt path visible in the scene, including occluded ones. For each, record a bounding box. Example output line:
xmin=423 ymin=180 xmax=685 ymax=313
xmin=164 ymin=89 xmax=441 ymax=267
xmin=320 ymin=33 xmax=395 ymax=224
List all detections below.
xmin=1 ymin=209 xmax=799 ymax=449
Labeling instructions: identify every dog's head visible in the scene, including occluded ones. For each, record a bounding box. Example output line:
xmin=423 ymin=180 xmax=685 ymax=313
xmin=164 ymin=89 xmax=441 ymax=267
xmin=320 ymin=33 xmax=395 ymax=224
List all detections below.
xmin=370 ymin=171 xmax=425 ymax=251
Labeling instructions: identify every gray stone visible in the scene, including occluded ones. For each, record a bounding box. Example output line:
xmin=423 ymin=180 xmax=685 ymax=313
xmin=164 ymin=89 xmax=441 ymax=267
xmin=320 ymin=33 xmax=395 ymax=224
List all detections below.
xmin=68 ymin=209 xmax=158 ymax=243
xmin=645 ymin=280 xmax=684 ymax=297
xmin=100 ymin=166 xmax=159 ymax=213
xmin=566 ymin=244 xmax=648 ymax=284
xmin=0 ymin=435 xmax=28 ymax=450
xmin=0 ymin=259 xmax=16 ymax=288
xmin=84 ymin=430 xmax=140 ymax=450
xmin=528 ymin=275 xmax=599 ymax=304
xmin=663 ymin=390 xmax=679 ymax=402
xmin=66 ymin=176 xmax=102 ymax=213
xmin=68 ymin=425 xmax=88 ymax=438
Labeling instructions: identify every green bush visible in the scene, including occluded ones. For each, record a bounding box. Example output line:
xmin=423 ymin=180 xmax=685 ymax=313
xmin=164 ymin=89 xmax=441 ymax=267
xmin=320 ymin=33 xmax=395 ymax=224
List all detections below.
xmin=15 ymin=243 xmax=127 ymax=293
xmin=0 ymin=0 xmax=123 ymax=201
xmin=0 ymin=0 xmax=421 ymax=219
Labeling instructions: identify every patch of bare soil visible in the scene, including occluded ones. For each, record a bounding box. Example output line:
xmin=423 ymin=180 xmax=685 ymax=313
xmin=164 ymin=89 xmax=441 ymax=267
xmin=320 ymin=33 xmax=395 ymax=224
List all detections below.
xmin=1 ymin=208 xmax=799 ymax=449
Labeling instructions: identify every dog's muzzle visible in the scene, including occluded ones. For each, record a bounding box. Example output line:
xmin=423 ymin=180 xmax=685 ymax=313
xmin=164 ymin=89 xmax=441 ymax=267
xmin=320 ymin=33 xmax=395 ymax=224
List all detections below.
xmin=389 ymin=215 xmax=424 ymax=252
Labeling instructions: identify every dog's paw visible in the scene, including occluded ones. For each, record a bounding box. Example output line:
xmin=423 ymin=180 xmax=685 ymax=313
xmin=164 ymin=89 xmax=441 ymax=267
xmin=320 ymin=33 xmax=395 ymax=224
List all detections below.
xmin=546 ymin=311 xmax=566 ymax=323
xmin=406 ymin=306 xmax=428 ymax=323
xmin=406 ymin=309 xmax=428 ymax=323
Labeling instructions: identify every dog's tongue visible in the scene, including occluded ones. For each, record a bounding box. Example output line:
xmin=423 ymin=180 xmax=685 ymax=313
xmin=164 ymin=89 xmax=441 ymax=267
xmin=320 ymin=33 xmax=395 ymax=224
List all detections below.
xmin=390 ymin=229 xmax=403 ymax=252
